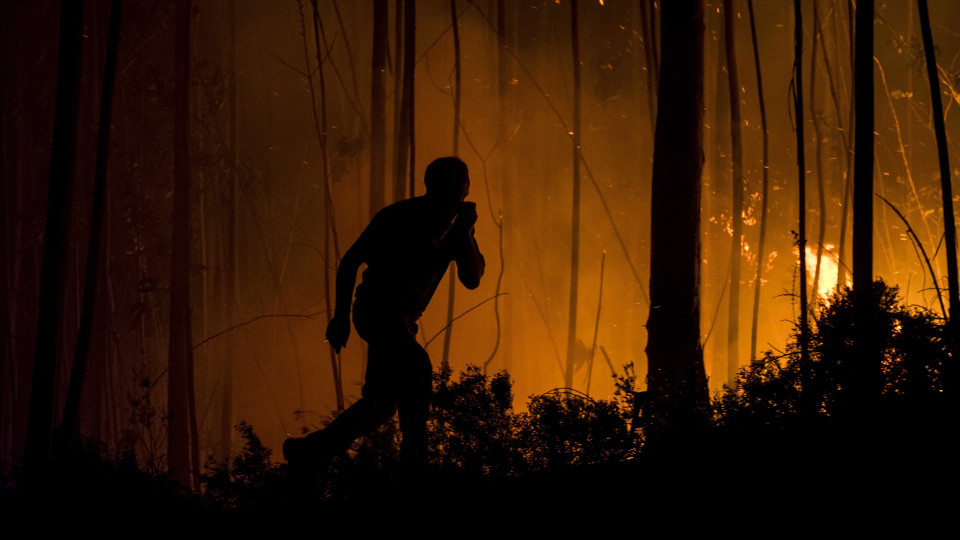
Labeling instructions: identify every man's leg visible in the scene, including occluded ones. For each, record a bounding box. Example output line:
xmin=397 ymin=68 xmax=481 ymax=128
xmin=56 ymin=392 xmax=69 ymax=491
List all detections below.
xmin=396 ymin=336 xmax=433 ymax=470
xmin=283 ymin=342 xmax=396 ymax=470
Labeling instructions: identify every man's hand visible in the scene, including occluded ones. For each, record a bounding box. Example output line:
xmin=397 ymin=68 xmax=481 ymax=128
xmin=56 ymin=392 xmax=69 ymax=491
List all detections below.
xmin=325 ymin=314 xmax=350 ymax=353
xmin=454 ymin=201 xmax=479 ymax=230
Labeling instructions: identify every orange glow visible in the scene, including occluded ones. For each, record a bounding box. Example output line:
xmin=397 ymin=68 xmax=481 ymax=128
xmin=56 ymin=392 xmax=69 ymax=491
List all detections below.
xmin=804 ymin=245 xmax=849 ymax=300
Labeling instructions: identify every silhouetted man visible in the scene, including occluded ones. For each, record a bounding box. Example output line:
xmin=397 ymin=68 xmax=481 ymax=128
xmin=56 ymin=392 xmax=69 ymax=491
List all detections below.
xmin=284 ymin=157 xmax=484 ymax=472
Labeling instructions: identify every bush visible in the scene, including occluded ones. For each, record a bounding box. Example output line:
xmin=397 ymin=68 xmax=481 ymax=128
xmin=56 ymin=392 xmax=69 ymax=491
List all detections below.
xmin=716 ymin=279 xmax=947 ymax=429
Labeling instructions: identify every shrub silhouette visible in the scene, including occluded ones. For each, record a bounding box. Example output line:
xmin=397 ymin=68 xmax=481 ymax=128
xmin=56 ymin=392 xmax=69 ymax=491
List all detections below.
xmin=716 ymin=279 xmax=947 ymax=429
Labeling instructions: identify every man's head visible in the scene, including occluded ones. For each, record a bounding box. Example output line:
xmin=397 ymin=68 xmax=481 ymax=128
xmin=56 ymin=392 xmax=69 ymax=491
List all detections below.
xmin=424 ymin=157 xmax=470 ymax=207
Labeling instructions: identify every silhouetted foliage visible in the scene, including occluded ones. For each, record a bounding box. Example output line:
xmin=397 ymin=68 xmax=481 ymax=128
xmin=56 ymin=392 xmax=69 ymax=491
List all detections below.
xmin=429 ymin=364 xmax=521 ymax=475
xmin=201 ymin=422 xmax=285 ymax=510
xmin=716 ymin=279 xmax=946 ymax=430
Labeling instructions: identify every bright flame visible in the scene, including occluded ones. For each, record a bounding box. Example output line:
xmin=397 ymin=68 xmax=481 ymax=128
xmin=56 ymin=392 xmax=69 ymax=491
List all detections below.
xmin=804 ymin=245 xmax=849 ymax=300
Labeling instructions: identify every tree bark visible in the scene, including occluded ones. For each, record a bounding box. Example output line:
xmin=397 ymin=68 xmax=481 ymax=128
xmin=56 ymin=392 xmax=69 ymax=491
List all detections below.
xmin=565 ymin=0 xmax=582 ymax=390
xmin=793 ymin=0 xmax=811 ymax=401
xmin=918 ymin=0 xmax=959 ymax=353
xmin=393 ymin=0 xmax=415 ymax=202
xmin=852 ymin=0 xmax=874 ymax=416
xmin=167 ymin=0 xmax=197 ymax=489
xmin=747 ymin=0 xmax=769 ymax=363
xmin=645 ymin=0 xmax=708 ymax=415
xmin=370 ymin=0 xmax=387 ymax=217
xmin=724 ymin=0 xmax=743 ymax=385
xmin=24 ymin=0 xmax=85 ymax=473
xmin=441 ymin=0 xmax=462 ymax=370
xmin=59 ymin=0 xmax=122 ymax=448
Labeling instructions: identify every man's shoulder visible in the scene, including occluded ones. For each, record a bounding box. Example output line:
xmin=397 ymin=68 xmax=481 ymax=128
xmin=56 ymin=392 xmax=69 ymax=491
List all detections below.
xmin=373 ymin=196 xmax=428 ymax=222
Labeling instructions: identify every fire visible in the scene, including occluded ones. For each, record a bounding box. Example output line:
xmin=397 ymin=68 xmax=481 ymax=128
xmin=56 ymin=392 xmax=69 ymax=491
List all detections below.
xmin=804 ymin=244 xmax=850 ymax=300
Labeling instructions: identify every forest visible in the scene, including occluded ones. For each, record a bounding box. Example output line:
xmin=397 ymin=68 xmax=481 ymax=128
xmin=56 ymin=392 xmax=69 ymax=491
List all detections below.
xmin=1 ymin=0 xmax=956 ymax=520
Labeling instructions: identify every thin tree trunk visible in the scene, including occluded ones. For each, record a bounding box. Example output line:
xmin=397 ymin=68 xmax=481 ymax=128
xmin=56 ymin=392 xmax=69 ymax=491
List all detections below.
xmin=167 ymin=0 xmax=197 ymax=489
xmin=24 ymin=0 xmax=85 ymax=474
xmin=645 ymin=0 xmax=708 ymax=417
xmin=309 ymin=0 xmax=344 ymax=412
xmin=221 ymin=0 xmax=241 ymax=461
xmin=370 ymin=0 xmax=387 ymax=217
xmin=565 ymin=0 xmax=582 ymax=390
xmin=59 ymin=0 xmax=122 ymax=448
xmin=747 ymin=0 xmax=769 ymax=363
xmin=918 ymin=0 xmax=959 ymax=343
xmin=394 ymin=0 xmax=415 ymax=202
xmin=811 ymin=0 xmax=827 ymax=301
xmin=724 ymin=0 xmax=744 ymax=385
xmin=441 ymin=0 xmax=462 ymax=370
xmin=793 ymin=0 xmax=811 ymax=401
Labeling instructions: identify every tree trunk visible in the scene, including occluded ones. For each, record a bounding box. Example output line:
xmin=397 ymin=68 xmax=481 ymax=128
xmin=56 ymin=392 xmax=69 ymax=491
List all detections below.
xmin=724 ymin=0 xmax=743 ymax=385
xmin=370 ymin=0 xmax=387 ymax=217
xmin=59 ymin=0 xmax=122 ymax=448
xmin=851 ymin=0 xmax=874 ymax=416
xmin=221 ymin=0 xmax=241 ymax=461
xmin=24 ymin=0 xmax=85 ymax=474
xmin=918 ymin=0 xmax=959 ymax=362
xmin=645 ymin=0 xmax=708 ymax=417
xmin=167 ymin=0 xmax=197 ymax=490
xmin=393 ymin=0 xmax=415 ymax=202
xmin=810 ymin=0 xmax=827 ymax=301
xmin=565 ymin=0 xmax=582 ymax=390
xmin=793 ymin=0 xmax=811 ymax=402
xmin=310 ymin=0 xmax=344 ymax=412
xmin=747 ymin=0 xmax=769 ymax=363
xmin=441 ymin=0 xmax=462 ymax=370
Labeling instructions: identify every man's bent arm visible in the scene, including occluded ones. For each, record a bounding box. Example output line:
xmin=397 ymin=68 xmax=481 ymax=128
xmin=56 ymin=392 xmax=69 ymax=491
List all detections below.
xmin=456 ymin=229 xmax=484 ymax=290
xmin=326 ymin=241 xmax=365 ymax=352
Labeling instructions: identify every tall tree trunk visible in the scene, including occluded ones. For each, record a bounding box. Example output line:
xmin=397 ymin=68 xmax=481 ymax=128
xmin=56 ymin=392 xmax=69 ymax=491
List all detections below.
xmin=810 ymin=0 xmax=827 ymax=301
xmin=793 ymin=0 xmax=811 ymax=401
xmin=851 ymin=0 xmax=874 ymax=416
xmin=441 ymin=0 xmax=462 ymax=370
xmin=393 ymin=0 xmax=415 ymax=202
xmin=370 ymin=0 xmax=387 ymax=217
xmin=747 ymin=0 xmax=769 ymax=363
xmin=59 ymin=0 xmax=122 ymax=448
xmin=645 ymin=0 xmax=708 ymax=418
xmin=310 ymin=0 xmax=344 ymax=412
xmin=221 ymin=0 xmax=241 ymax=461
xmin=836 ymin=0 xmax=856 ymax=292
xmin=565 ymin=0 xmax=582 ymax=390
xmin=24 ymin=0 xmax=85 ymax=474
xmin=167 ymin=0 xmax=197 ymax=489
xmin=724 ymin=0 xmax=743 ymax=385
xmin=918 ymin=0 xmax=959 ymax=356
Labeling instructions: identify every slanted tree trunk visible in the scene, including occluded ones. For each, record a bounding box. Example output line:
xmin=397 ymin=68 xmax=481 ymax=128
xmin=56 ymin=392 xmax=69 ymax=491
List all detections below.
xmin=441 ymin=0 xmax=462 ymax=370
xmin=747 ymin=0 xmax=769 ymax=363
xmin=565 ymin=0 xmax=582 ymax=390
xmin=723 ymin=0 xmax=744 ymax=385
xmin=24 ymin=0 xmax=85 ymax=474
xmin=167 ymin=0 xmax=197 ymax=489
xmin=918 ymin=0 xmax=959 ymax=351
xmin=59 ymin=0 xmax=122 ymax=448
xmin=645 ymin=0 xmax=708 ymax=418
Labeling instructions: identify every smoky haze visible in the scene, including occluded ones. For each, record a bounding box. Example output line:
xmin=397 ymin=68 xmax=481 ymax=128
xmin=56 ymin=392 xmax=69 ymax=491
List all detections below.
xmin=2 ymin=0 xmax=959 ymax=467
